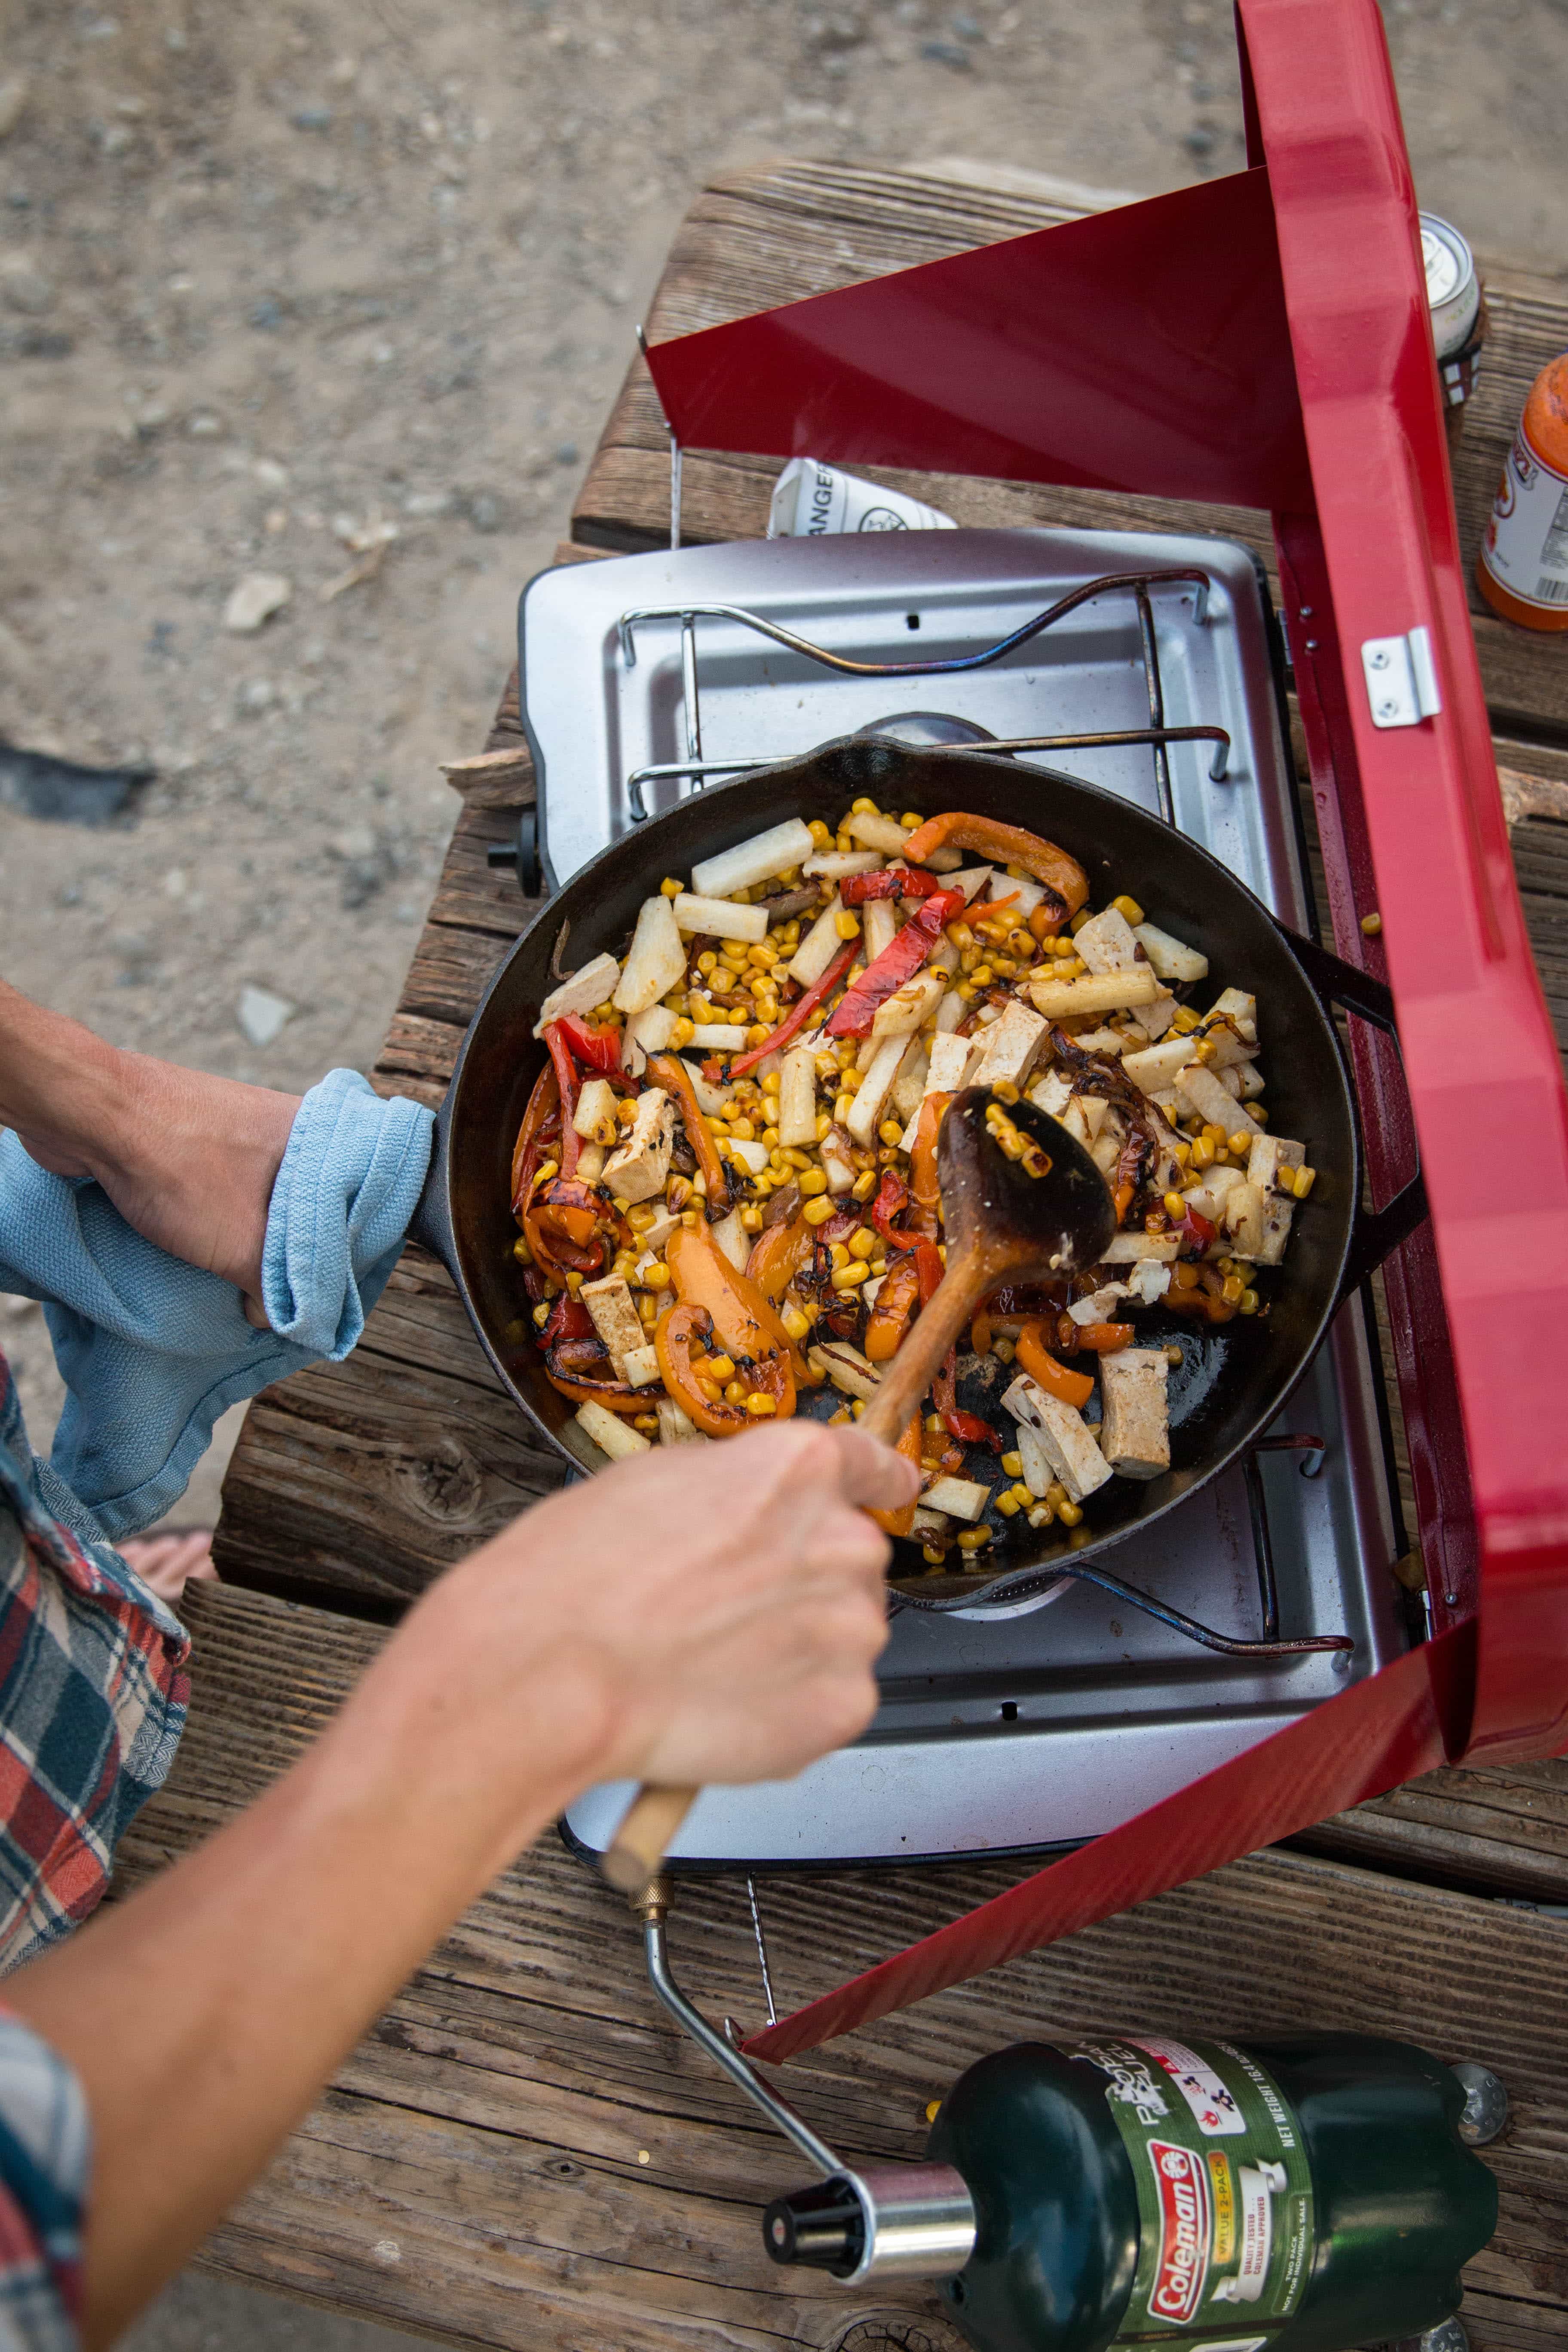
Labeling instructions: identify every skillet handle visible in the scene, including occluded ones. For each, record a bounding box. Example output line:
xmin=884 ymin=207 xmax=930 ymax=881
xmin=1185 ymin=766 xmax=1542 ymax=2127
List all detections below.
xmin=1274 ymin=926 xmax=1428 ymax=1305
xmin=406 ymin=1087 xmax=458 ymax=1273
xmin=602 ymin=1785 xmax=698 ymax=1895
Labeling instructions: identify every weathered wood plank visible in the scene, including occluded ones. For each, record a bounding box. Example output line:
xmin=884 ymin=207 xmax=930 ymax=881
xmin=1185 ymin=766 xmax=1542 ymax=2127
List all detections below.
xmin=573 ymin=161 xmax=1568 ymax=739
xmin=113 ymin=1583 xmax=1568 ymax=2352
xmin=1299 ymin=1759 xmax=1568 ymax=1905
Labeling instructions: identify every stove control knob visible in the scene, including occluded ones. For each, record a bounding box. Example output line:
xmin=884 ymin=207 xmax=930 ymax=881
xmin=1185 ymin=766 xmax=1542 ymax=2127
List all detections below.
xmin=485 ymin=806 xmax=543 ymax=899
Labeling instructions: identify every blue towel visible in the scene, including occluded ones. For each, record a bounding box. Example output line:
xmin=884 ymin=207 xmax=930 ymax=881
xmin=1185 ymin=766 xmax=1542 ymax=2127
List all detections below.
xmin=0 ymin=1070 xmax=433 ymax=1543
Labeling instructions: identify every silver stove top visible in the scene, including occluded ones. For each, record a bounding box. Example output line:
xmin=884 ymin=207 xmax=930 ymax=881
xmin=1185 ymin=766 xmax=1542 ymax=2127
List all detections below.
xmin=515 ymin=526 xmax=1407 ymax=1870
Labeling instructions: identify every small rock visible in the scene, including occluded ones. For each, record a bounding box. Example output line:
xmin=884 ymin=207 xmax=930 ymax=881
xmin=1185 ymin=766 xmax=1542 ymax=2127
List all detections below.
xmin=112 ymin=929 xmax=153 ymax=968
xmin=97 ymin=122 xmax=133 ymax=156
xmin=235 ymin=677 xmax=277 ymax=717
xmin=920 ymin=37 xmax=972 ymax=67
xmin=330 ymin=823 xmax=377 ymax=862
xmin=223 ymin=572 xmax=291 ymax=633
xmin=552 ymin=441 xmax=579 ymax=466
xmin=187 ymin=410 xmax=223 ymax=436
xmin=248 ymin=295 xmax=285 ymax=331
xmin=467 ymin=489 xmax=504 ymax=532
xmin=0 ymin=80 xmax=29 ymax=140
xmin=58 ymin=883 xmax=83 ymax=908
xmin=1 ymin=258 xmax=54 ymax=317
xmin=290 ymin=104 xmax=334 ymax=132
xmin=237 ymin=986 xmax=295 ymax=1049
xmin=163 ymin=867 xmax=187 ymax=898
xmin=1183 ymin=124 xmax=1216 ymax=156
xmin=952 ymin=9 xmax=983 ymax=34
xmin=253 ymin=456 xmax=289 ymax=489
xmin=402 ymin=489 xmax=452 ymax=517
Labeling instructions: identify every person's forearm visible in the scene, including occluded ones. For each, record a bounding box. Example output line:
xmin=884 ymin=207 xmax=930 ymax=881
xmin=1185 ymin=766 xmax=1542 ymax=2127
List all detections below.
xmin=2 ymin=1622 xmax=618 ymax=2350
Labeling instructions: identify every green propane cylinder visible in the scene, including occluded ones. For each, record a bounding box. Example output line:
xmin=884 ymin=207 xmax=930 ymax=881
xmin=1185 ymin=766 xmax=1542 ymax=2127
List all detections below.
xmin=765 ymin=2033 xmax=1499 ymax=2352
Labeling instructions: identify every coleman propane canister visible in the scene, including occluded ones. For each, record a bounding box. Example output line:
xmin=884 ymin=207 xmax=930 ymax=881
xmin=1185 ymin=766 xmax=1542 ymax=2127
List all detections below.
xmin=1476 ymin=353 xmax=1568 ymax=632
xmin=764 ymin=2032 xmax=1498 ymax=2352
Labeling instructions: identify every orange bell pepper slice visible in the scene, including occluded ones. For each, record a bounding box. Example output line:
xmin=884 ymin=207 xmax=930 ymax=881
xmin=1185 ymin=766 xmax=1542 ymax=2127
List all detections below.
xmin=900 ymin=811 xmax=1089 ymax=923
xmin=544 ymin=1369 xmax=649 ymax=1416
xmin=869 ymin=1412 xmax=923 ymax=1540
xmin=745 ymin=1211 xmax=816 ymax=1304
xmin=864 ymin=1255 xmax=922 ymax=1364
xmin=655 ymin=1303 xmax=794 ymax=1437
xmin=668 ymin=1224 xmax=813 ymax=1391
xmin=908 ymin=1091 xmax=949 ymax=1229
xmin=647 ymin=1052 xmax=732 ymax=1216
xmin=511 ymin=1060 xmax=561 ymax=1219
xmin=1076 ymin=1321 xmax=1134 ymax=1353
xmin=1016 ymin=1320 xmax=1095 ymax=1408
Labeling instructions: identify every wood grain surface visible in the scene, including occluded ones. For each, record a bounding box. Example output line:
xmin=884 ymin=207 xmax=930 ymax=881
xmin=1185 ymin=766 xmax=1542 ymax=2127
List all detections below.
xmin=191 ymin=158 xmax=1568 ymax=2346
xmin=120 ymin=1583 xmax=1568 ymax=2352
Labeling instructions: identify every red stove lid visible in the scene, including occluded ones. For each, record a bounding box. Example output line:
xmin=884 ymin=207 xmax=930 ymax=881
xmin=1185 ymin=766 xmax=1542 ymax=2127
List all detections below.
xmin=642 ymin=0 xmax=1568 ymax=2058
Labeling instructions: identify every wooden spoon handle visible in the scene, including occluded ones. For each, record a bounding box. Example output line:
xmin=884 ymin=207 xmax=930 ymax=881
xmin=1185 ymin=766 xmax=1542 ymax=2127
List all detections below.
xmin=860 ymin=1244 xmax=987 ymax=1448
xmin=601 ymin=1784 xmax=698 ymax=1894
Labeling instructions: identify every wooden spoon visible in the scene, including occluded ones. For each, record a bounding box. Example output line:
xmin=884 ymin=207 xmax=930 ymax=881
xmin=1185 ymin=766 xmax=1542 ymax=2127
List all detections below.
xmin=599 ymin=1089 xmax=1115 ymax=1896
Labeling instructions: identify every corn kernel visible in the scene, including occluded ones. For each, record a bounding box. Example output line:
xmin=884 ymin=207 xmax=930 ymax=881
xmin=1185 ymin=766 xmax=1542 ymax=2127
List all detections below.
xmin=828 ymin=1241 xmax=852 ymax=1270
xmin=637 ymin=1293 xmax=658 ymax=1326
xmin=634 ymin=1412 xmax=660 ymax=1433
xmin=832 ymin=1261 xmax=870 ymax=1290
xmin=695 ymin=950 xmax=718 ymax=975
xmin=565 ymin=1269 xmax=584 ymax=1295
xmin=531 ymin=1299 xmax=552 ymax=1328
xmin=994 ymin=1337 xmax=1016 ymax=1364
xmin=829 ymin=1093 xmax=851 ymax=1126
xmin=1163 ymin=1190 xmax=1186 ymax=1222
xmin=879 ymin=1119 xmax=905 ymax=1146
xmin=1057 ymin=1499 xmax=1084 ymax=1527
xmin=851 ymin=1169 xmax=878 ymax=1202
xmin=1173 ymin=1140 xmax=1192 ymax=1165
xmin=955 ymin=979 xmax=977 ymax=1003
xmin=1239 ymin=1287 xmax=1260 ymax=1314
xmin=1172 ymin=1004 xmax=1202 ymax=1033
xmin=1221 ymin=1273 xmax=1245 ymax=1305
xmin=761 ymin=1126 xmax=781 ymax=1152
xmin=1009 ymin=1481 xmax=1035 ymax=1509
xmin=748 ymin=942 xmax=779 ymax=969
xmin=1110 ymin=893 xmax=1145 ymax=926
xmin=995 ymin=1490 xmax=1022 ymax=1518
xmin=659 ymin=876 xmax=682 ymax=898
xmin=808 ymin=818 xmax=833 ymax=848
xmin=946 ymin=921 xmax=974 ymax=951
xmin=728 ymin=1116 xmax=756 ymax=1142
xmin=1051 ymin=935 xmax=1077 ymax=958
xmin=1046 ymin=1479 xmax=1069 ymax=1507
xmin=850 ymin=796 xmax=879 ymax=815
xmin=745 ymin=1391 xmax=778 ymax=1417
xmin=797 ymin=1168 xmax=828 ymax=1199
xmin=833 ymin=910 xmax=862 ymax=942
xmin=1191 ymin=1136 xmax=1215 ymax=1170
xmin=922 ymin=1544 xmax=946 ymax=1565
xmin=723 ymin=1378 xmax=748 ymax=1406
xmin=803 ymin=1194 xmax=835 ymax=1226
xmin=1068 ymin=908 xmax=1090 ymax=934
xmin=511 ymin=1234 xmax=534 ymax=1266
xmin=848 ymin=1225 xmax=877 ymax=1260
xmin=1229 ymin=1131 xmax=1252 ymax=1157
xmin=870 ymin=1256 xmax=888 ymax=1277
xmin=591 ymin=1002 xmax=618 ymax=1023
xmin=851 ymin=1398 xmax=866 ymax=1420
xmin=670 ymin=1017 xmax=695 ymax=1048
xmin=1000 ymin=1450 xmax=1023 ymax=1477
xmin=956 ymin=1525 xmax=991 ymax=1551
xmin=531 ymin=1158 xmax=559 ymax=1191
xmin=782 ymin=1306 xmax=811 ymax=1342
xmin=1294 ymin=1165 xmax=1317 ymax=1198
xmin=925 ymin=1412 xmax=944 ymax=1433
xmin=1026 ymin=1501 xmax=1055 ymax=1529
xmin=740 ymin=1204 xmax=764 ymax=1232
xmin=681 ymin=1207 xmax=700 ymax=1226
xmin=1360 ymin=910 xmax=1383 ymax=937
xmin=996 ymin=1128 xmax=1026 ymax=1161
xmin=990 ymin=1077 xmax=1020 ymax=1104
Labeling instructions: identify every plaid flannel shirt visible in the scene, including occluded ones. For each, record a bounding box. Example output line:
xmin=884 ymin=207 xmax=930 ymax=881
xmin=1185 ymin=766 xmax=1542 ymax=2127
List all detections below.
xmin=0 ymin=1345 xmax=192 ymax=2346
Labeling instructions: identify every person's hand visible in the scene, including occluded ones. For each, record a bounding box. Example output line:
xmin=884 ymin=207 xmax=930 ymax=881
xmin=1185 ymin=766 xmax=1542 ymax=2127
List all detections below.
xmin=0 ymin=980 xmax=299 ymax=1316
xmin=343 ymin=1420 xmax=920 ymax=1866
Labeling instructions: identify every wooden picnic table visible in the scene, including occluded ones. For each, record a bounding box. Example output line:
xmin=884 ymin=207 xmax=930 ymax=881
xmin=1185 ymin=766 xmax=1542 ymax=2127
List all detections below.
xmin=115 ymin=162 xmax=1568 ymax=2351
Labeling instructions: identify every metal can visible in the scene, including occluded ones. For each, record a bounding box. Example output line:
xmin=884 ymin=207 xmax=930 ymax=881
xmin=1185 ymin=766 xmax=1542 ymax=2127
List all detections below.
xmin=1420 ymin=212 xmax=1487 ymax=446
xmin=1477 ymin=354 xmax=1568 ymax=633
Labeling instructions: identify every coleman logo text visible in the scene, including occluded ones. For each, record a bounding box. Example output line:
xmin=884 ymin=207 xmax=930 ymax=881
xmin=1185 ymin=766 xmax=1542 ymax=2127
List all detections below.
xmin=1146 ymin=2142 xmax=1212 ymax=2324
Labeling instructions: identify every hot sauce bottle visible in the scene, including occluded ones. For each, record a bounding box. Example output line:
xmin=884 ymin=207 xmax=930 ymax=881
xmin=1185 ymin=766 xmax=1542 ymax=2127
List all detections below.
xmin=1477 ymin=353 xmax=1568 ymax=632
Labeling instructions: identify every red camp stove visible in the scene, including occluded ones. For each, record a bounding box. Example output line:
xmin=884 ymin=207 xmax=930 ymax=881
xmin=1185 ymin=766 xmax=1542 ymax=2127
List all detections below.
xmin=501 ymin=0 xmax=1568 ymax=2061
xmin=511 ymin=526 xmax=1407 ymax=1868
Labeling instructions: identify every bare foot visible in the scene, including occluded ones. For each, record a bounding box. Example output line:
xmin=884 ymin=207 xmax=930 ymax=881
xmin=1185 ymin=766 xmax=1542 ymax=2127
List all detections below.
xmin=117 ymin=1531 xmax=218 ymax=1605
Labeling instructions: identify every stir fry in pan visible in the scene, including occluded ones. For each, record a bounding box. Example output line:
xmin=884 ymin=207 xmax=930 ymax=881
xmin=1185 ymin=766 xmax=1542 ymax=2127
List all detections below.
xmin=509 ymin=801 xmax=1318 ymax=1566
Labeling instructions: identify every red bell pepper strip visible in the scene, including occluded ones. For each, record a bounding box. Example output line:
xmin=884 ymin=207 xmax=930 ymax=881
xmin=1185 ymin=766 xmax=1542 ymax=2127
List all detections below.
xmin=1179 ymin=1204 xmax=1217 ymax=1255
xmin=824 ymin=888 xmax=967 ymax=1038
xmin=646 ymin=1052 xmax=732 ymax=1215
xmin=839 ymin=866 xmax=944 ymax=906
xmin=542 ymin=1022 xmax=583 ymax=1178
xmin=933 ymin=1356 xmax=999 ymax=1449
xmin=553 ymin=1011 xmax=622 ymax=1073
xmin=541 ymin=1295 xmax=594 ymax=1348
xmin=510 ymin=1061 xmax=562 ymax=1218
xmin=869 ymin=1170 xmax=912 ymax=1242
xmin=728 ymin=938 xmax=858 ymax=1075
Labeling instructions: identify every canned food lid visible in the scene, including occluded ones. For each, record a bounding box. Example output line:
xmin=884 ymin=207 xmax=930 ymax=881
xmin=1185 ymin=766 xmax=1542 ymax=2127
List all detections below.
xmin=1421 ymin=212 xmax=1480 ymax=358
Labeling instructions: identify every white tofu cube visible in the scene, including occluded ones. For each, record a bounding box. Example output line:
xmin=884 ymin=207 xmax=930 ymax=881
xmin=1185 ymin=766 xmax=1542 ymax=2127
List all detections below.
xmin=1072 ymin=906 xmax=1142 ymax=974
xmin=934 ymin=987 xmax=967 ymax=1031
xmin=1207 ymin=986 xmax=1258 ymax=1044
xmin=1247 ymin=1133 xmax=1306 ymax=1191
xmin=927 ymin=1029 xmax=981 ymax=1093
xmin=808 ymin=1341 xmax=881 ymax=1401
xmin=580 ymin=1275 xmax=645 ymax=1375
xmin=671 ymin=892 xmax=769 ymax=943
xmin=601 ymin=1088 xmax=675 ymax=1204
xmin=1029 ymin=1070 xmax=1072 ymax=1118
xmin=946 ymin=864 xmax=997 ymax=905
xmin=1128 ymin=991 xmax=1178 ymax=1042
xmin=891 ymin=1038 xmax=929 ymax=1121
xmin=1099 ymin=1233 xmax=1180 ymax=1263
xmin=1068 ymin=1282 xmax=1131 ymax=1324
xmin=1133 ymin=922 xmax=1209 ymax=984
xmin=1126 ymin=1259 xmax=1172 ymax=1305
xmin=708 ymin=1206 xmax=751 ymax=1272
xmin=862 ymin=897 xmax=900 ymax=964
xmin=787 ymin=895 xmax=847 ymax=987
xmin=620 ymin=1343 xmax=663 ymax=1389
xmin=845 ymin=810 xmax=915 ymax=857
xmin=1222 ymin=1181 xmax=1268 ymax=1260
xmin=970 ymin=1000 xmax=1049 ymax=1090
xmin=657 ymin=1397 xmax=708 ymax=1446
xmin=1014 ymin=1422 xmax=1054 ymax=1498
xmin=1001 ymin=1376 xmax=1112 ymax=1503
xmin=622 ymin=1003 xmax=678 ymax=1077
xmin=1098 ymin=1348 xmax=1170 ymax=1480
xmin=691 ymin=818 xmax=815 ymax=900
xmin=922 ymin=1476 xmax=992 ymax=1523
xmin=821 ymin=1127 xmax=857 ymax=1193
xmin=534 ymin=950 xmax=622 ymax=1038
xmin=1257 ymin=1191 xmax=1295 ymax=1267
xmin=870 ymin=968 xmax=947 ymax=1038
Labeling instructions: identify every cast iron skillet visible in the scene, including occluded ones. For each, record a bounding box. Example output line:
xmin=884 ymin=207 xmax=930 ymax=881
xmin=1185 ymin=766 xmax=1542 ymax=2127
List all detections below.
xmin=412 ymin=735 xmax=1422 ymax=1609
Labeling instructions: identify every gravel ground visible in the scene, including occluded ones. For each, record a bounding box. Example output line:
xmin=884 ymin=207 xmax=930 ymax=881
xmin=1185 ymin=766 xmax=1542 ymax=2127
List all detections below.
xmin=1 ymin=0 xmax=1565 ymax=2343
